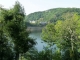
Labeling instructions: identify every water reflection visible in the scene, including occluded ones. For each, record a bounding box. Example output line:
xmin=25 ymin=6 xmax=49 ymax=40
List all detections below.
xmin=29 ymin=32 xmax=47 ymax=51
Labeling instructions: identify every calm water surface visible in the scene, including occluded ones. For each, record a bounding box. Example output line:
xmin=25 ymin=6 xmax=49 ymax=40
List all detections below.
xmin=29 ymin=32 xmax=47 ymax=51
xmin=29 ymin=32 xmax=57 ymax=52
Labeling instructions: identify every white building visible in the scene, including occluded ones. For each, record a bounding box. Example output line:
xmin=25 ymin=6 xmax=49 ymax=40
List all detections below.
xmin=29 ymin=20 xmax=36 ymax=24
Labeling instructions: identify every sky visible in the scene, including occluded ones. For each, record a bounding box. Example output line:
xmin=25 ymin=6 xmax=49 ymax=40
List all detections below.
xmin=0 ymin=0 xmax=80 ymax=15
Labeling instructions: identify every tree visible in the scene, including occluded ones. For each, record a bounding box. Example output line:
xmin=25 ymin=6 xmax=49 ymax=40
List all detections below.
xmin=0 ymin=7 xmax=14 ymax=60
xmin=24 ymin=46 xmax=61 ymax=60
xmin=0 ymin=1 xmax=36 ymax=60
xmin=41 ymin=23 xmax=56 ymax=46
xmin=41 ymin=13 xmax=80 ymax=60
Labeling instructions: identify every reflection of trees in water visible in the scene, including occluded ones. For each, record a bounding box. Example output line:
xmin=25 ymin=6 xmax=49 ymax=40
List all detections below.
xmin=27 ymin=27 xmax=44 ymax=32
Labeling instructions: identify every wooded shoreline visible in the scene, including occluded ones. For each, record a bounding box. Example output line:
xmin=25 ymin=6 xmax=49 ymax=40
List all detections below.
xmin=27 ymin=26 xmax=44 ymax=32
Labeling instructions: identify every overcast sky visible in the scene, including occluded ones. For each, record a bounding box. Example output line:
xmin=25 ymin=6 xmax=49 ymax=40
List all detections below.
xmin=0 ymin=0 xmax=80 ymax=15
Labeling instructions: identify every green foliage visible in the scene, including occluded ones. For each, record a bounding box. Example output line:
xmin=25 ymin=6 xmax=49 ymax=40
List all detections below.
xmin=41 ymin=23 xmax=56 ymax=46
xmin=1 ymin=1 xmax=80 ymax=60
xmin=0 ymin=1 xmax=36 ymax=60
xmin=0 ymin=7 xmax=14 ymax=60
xmin=41 ymin=13 xmax=80 ymax=60
xmin=24 ymin=47 xmax=61 ymax=60
xmin=25 ymin=8 xmax=80 ymax=23
xmin=0 ymin=29 xmax=14 ymax=60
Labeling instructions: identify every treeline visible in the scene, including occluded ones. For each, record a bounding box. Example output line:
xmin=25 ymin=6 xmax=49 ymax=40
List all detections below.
xmin=26 ymin=22 xmax=46 ymax=27
xmin=25 ymin=8 xmax=80 ymax=23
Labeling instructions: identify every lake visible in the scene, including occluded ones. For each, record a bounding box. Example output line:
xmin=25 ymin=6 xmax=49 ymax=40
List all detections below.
xmin=29 ymin=32 xmax=47 ymax=51
xmin=29 ymin=32 xmax=57 ymax=51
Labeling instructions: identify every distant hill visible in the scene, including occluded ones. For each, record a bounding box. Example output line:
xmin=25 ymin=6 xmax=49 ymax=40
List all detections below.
xmin=25 ymin=8 xmax=80 ymax=23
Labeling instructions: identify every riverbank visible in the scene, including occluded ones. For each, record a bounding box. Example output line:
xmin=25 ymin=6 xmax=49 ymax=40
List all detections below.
xmin=27 ymin=26 xmax=44 ymax=32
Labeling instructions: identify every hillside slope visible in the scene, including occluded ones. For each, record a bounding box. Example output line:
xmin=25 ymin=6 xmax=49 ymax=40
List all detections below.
xmin=25 ymin=8 xmax=80 ymax=23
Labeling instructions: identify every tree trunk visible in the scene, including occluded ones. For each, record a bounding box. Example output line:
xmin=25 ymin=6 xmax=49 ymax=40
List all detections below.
xmin=0 ymin=50 xmax=3 ymax=60
xmin=15 ymin=52 xmax=19 ymax=60
xmin=71 ymin=34 xmax=74 ymax=60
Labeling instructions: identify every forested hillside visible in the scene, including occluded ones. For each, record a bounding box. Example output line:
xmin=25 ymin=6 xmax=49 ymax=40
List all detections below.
xmin=25 ymin=8 xmax=80 ymax=23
